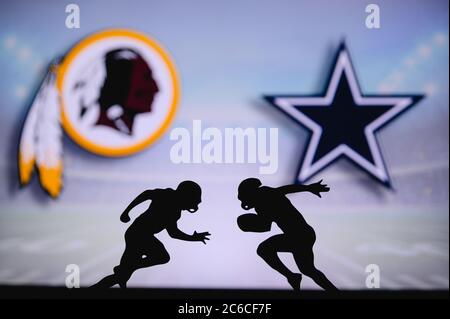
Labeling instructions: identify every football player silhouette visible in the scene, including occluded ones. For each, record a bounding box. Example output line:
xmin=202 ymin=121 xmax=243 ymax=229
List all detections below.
xmin=92 ymin=181 xmax=210 ymax=288
xmin=237 ymin=178 xmax=338 ymax=291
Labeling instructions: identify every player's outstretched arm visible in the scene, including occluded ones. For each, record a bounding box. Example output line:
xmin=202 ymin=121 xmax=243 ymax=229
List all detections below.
xmin=277 ymin=180 xmax=330 ymax=198
xmin=120 ymin=189 xmax=154 ymax=223
xmin=276 ymin=184 xmax=309 ymax=194
xmin=167 ymin=223 xmax=211 ymax=244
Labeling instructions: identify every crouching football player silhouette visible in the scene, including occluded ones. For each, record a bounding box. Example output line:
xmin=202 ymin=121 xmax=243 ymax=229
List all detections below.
xmin=237 ymin=178 xmax=338 ymax=291
xmin=92 ymin=181 xmax=211 ymax=288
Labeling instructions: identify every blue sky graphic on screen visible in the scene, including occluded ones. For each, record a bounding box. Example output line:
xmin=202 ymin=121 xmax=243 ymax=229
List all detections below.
xmin=0 ymin=0 xmax=448 ymax=290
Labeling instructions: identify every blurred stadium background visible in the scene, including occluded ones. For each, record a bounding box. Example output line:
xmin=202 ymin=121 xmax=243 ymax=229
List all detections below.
xmin=0 ymin=0 xmax=448 ymax=290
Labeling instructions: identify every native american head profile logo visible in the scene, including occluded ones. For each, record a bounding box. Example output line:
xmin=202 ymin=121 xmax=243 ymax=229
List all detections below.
xmin=18 ymin=29 xmax=179 ymax=198
xmin=75 ymin=48 xmax=160 ymax=135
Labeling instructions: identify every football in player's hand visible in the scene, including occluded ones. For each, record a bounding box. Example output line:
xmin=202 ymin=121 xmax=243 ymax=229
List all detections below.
xmin=237 ymin=213 xmax=268 ymax=232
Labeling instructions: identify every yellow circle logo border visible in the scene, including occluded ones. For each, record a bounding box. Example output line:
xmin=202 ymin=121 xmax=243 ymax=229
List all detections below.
xmin=57 ymin=29 xmax=180 ymax=157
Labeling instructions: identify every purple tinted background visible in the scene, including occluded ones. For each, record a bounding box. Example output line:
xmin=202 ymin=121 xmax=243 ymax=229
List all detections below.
xmin=0 ymin=0 xmax=448 ymax=289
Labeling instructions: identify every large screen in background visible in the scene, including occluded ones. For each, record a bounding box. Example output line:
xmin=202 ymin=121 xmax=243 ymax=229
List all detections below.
xmin=0 ymin=0 xmax=448 ymax=292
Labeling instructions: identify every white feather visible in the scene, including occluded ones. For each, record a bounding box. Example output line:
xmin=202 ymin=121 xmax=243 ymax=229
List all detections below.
xmin=35 ymin=68 xmax=63 ymax=197
xmin=18 ymin=71 xmax=47 ymax=184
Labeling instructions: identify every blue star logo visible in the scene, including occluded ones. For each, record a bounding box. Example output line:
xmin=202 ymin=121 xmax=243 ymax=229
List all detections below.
xmin=265 ymin=42 xmax=424 ymax=187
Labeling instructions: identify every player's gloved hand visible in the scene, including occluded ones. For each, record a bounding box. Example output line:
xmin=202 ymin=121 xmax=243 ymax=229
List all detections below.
xmin=308 ymin=179 xmax=330 ymax=198
xmin=120 ymin=212 xmax=131 ymax=223
xmin=192 ymin=231 xmax=211 ymax=244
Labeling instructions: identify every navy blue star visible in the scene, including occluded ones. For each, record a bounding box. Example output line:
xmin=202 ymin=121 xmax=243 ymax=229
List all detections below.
xmin=264 ymin=42 xmax=424 ymax=187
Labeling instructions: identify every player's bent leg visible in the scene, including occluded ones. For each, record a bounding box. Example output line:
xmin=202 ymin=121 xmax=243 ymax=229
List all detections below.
xmin=301 ymin=266 xmax=338 ymax=291
xmin=140 ymin=238 xmax=170 ymax=268
xmin=91 ymin=274 xmax=118 ymax=288
xmin=114 ymin=265 xmax=136 ymax=289
xmin=294 ymin=249 xmax=338 ymax=291
xmin=140 ymin=249 xmax=170 ymax=268
xmin=257 ymin=235 xmax=301 ymax=290
xmin=115 ymin=248 xmax=140 ymax=288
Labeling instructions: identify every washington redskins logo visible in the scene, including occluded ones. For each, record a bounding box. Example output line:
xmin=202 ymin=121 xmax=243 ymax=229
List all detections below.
xmin=18 ymin=29 xmax=179 ymax=198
